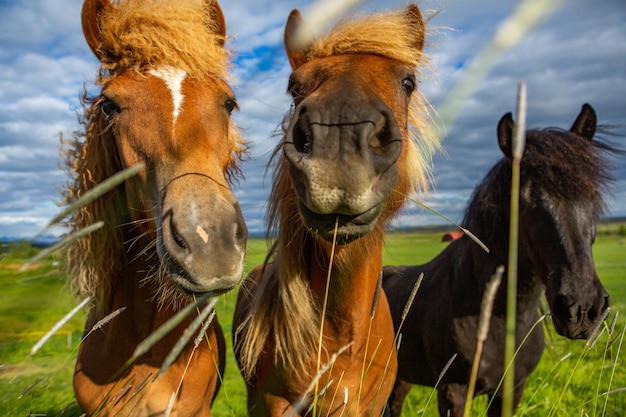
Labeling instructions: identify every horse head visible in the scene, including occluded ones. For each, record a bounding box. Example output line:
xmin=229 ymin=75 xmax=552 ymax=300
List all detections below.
xmin=281 ymin=5 xmax=433 ymax=244
xmin=80 ymin=0 xmax=247 ymax=297
xmin=497 ymin=104 xmax=610 ymax=339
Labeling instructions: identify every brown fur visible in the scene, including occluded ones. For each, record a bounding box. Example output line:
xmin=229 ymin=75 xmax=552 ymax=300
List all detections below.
xmin=234 ymin=5 xmax=440 ymax=415
xmin=62 ymin=1 xmax=244 ymax=415
xmin=62 ymin=1 xmax=244 ymax=315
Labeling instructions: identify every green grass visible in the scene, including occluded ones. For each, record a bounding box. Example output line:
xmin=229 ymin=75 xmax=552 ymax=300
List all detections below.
xmin=1 ymin=231 xmax=625 ymax=416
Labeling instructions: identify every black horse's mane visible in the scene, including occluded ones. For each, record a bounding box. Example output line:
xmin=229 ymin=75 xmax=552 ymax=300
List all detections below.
xmin=460 ymin=127 xmax=619 ymax=260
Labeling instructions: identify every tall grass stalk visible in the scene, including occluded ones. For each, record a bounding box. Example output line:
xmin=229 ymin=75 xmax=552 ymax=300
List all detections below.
xmin=45 ymin=163 xmax=144 ymax=230
xmin=435 ymin=0 xmax=562 ymax=135
xmin=420 ymin=353 xmax=458 ymax=414
xmin=20 ymin=221 xmax=104 ymax=271
xmin=601 ymin=323 xmax=625 ymax=416
xmin=28 ymin=296 xmax=91 ymax=358
xmin=502 ymin=80 xmax=527 ymax=417
xmin=463 ymin=265 xmax=504 ymax=417
xmin=313 ymin=216 xmax=340 ymax=416
xmin=545 ymin=318 xmax=608 ymax=417
xmin=393 ymin=190 xmax=489 ymax=253
xmin=288 ymin=343 xmax=353 ymax=417
xmin=158 ymin=298 xmax=218 ymax=377
xmin=114 ymin=293 xmax=212 ymax=380
xmin=485 ymin=313 xmax=548 ymax=415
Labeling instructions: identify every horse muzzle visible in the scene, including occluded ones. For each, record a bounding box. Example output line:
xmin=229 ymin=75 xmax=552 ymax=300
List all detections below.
xmin=157 ymin=175 xmax=247 ymax=294
xmin=550 ymin=290 xmax=610 ymax=340
xmin=284 ymin=91 xmax=403 ymax=244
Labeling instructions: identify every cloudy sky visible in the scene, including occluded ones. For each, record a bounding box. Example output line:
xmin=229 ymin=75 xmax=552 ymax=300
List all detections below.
xmin=1 ymin=0 xmax=624 ymax=239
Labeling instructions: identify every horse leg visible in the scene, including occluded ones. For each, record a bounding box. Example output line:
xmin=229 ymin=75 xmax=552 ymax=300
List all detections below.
xmin=486 ymin=380 xmax=526 ymax=417
xmin=387 ymin=379 xmax=412 ymax=417
xmin=437 ymin=383 xmax=467 ymax=417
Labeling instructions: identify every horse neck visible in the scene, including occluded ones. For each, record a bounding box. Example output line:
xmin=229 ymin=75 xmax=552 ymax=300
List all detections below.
xmin=306 ymin=231 xmax=385 ymax=327
xmin=98 ymin=225 xmax=176 ymax=342
xmin=461 ymin=173 xmax=544 ymax=314
xmin=458 ymin=226 xmax=544 ymax=318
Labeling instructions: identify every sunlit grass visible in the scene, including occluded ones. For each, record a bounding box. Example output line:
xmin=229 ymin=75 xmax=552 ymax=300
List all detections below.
xmin=1 ymin=230 xmax=625 ymax=416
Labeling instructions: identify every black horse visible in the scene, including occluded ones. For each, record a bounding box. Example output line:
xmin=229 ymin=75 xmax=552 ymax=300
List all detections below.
xmin=383 ymin=104 xmax=615 ymax=417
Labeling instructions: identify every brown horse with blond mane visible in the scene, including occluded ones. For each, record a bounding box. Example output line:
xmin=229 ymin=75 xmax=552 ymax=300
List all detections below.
xmin=62 ymin=0 xmax=246 ymax=415
xmin=233 ymin=4 xmax=439 ymax=416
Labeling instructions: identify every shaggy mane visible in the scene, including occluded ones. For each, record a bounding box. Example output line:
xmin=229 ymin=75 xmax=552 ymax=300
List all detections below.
xmin=463 ymin=128 xmax=617 ymax=261
xmin=308 ymin=8 xmax=440 ymax=195
xmin=236 ymin=6 xmax=440 ymax=381
xmin=95 ymin=0 xmax=230 ymax=80
xmin=62 ymin=0 xmax=243 ymax=315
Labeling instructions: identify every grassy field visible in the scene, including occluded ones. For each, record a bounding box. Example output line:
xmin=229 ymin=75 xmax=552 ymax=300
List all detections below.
xmin=1 ymin=229 xmax=625 ymax=416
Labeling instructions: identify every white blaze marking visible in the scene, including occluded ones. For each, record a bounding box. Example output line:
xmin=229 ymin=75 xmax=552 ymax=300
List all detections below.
xmin=148 ymin=66 xmax=186 ymax=123
xmin=196 ymin=225 xmax=209 ymax=244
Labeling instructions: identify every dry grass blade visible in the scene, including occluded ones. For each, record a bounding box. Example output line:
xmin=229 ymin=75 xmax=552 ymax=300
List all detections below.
xmin=20 ymin=221 xmax=104 ymax=272
xmin=306 ymin=380 xmax=333 ymax=414
xmin=116 ymin=293 xmax=211 ymax=375
xmin=158 ymin=298 xmax=218 ymax=377
xmin=28 ymin=296 xmax=91 ymax=358
xmin=421 ymin=353 xmax=458 ymax=413
xmin=164 ymin=393 xmax=176 ymax=417
xmin=291 ymin=0 xmax=364 ymax=48
xmin=313 ymin=215 xmax=340 ymax=415
xmin=401 ymin=272 xmax=424 ymax=324
xmin=463 ymin=265 xmax=504 ymax=417
xmin=288 ymin=342 xmax=353 ymax=417
xmin=485 ymin=314 xmax=549 ymax=413
xmin=601 ymin=323 xmax=626 ymax=415
xmin=394 ymin=190 xmax=489 ymax=253
xmin=45 ymin=163 xmax=144 ymax=230
xmin=435 ymin=0 xmax=562 ymax=134
xmin=17 ymin=376 xmax=45 ymax=399
xmin=90 ymin=307 xmax=127 ymax=334
xmin=585 ymin=306 xmax=612 ymax=349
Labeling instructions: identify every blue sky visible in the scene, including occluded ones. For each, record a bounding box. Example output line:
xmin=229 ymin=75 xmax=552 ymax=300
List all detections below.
xmin=0 ymin=0 xmax=625 ymax=239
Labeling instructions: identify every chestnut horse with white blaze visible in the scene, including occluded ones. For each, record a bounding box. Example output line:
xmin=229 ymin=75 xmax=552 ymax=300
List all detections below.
xmin=63 ymin=0 xmax=246 ymax=415
xmin=233 ymin=4 xmax=439 ymax=416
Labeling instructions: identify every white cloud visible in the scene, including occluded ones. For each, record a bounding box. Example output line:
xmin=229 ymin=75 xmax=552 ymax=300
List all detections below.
xmin=0 ymin=0 xmax=625 ymax=238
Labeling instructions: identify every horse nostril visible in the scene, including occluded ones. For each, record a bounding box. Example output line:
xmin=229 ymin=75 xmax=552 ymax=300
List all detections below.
xmin=369 ymin=117 xmax=393 ymax=153
xmin=170 ymin=219 xmax=189 ymax=252
xmin=292 ymin=117 xmax=312 ymax=154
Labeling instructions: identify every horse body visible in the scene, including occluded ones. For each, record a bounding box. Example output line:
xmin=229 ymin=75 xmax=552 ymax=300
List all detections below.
xmin=238 ymin=241 xmax=394 ymax=416
xmin=64 ymin=1 xmax=246 ymax=415
xmin=74 ymin=246 xmax=226 ymax=416
xmin=384 ymin=104 xmax=612 ymax=417
xmin=233 ymin=4 xmax=439 ymax=416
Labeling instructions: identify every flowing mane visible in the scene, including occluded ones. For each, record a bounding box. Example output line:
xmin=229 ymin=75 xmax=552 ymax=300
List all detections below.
xmin=462 ymin=127 xmax=614 ymax=261
xmin=61 ymin=0 xmax=244 ymax=314
xmin=91 ymin=0 xmax=230 ymax=79
xmin=306 ymin=9 xmax=439 ymax=195
xmin=236 ymin=7 xmax=440 ymax=382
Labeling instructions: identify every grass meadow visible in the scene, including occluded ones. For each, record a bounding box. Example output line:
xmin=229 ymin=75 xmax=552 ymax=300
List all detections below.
xmin=1 ymin=226 xmax=625 ymax=416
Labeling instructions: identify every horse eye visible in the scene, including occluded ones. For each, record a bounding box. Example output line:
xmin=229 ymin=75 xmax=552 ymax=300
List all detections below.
xmin=225 ymin=98 xmax=238 ymax=114
xmin=101 ymin=97 xmax=121 ymax=118
xmin=402 ymin=77 xmax=416 ymax=96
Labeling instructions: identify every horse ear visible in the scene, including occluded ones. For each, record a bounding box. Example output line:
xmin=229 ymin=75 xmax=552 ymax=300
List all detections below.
xmin=284 ymin=9 xmax=308 ymax=70
xmin=497 ymin=112 xmax=515 ymax=159
xmin=81 ymin=0 xmax=112 ymax=58
xmin=405 ymin=4 xmax=426 ymax=51
xmin=570 ymin=103 xmax=596 ymax=141
xmin=206 ymin=0 xmax=227 ymax=47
